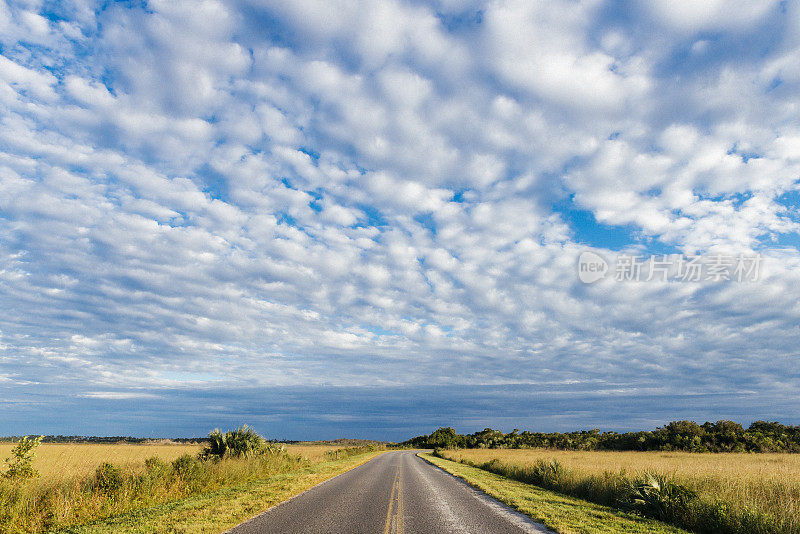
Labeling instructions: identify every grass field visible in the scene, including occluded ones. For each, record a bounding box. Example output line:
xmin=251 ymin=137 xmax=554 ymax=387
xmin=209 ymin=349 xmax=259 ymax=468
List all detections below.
xmin=0 ymin=440 xmax=379 ymax=533
xmin=440 ymin=448 xmax=800 ymax=533
xmin=0 ymin=443 xmax=203 ymax=480
xmin=282 ymin=443 xmax=353 ymax=461
xmin=0 ymin=442 xmax=346 ymax=481
xmin=421 ymin=453 xmax=688 ymax=534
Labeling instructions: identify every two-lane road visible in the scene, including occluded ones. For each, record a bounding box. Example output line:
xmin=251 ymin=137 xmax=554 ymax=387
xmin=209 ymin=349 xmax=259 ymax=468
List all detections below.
xmin=228 ymin=450 xmax=554 ymax=533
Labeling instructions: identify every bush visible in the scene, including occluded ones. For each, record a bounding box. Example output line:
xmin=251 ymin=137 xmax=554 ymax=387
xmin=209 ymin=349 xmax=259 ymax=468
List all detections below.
xmin=203 ymin=429 xmax=228 ymax=459
xmin=144 ymin=456 xmax=167 ymax=473
xmin=201 ymin=425 xmax=269 ymax=460
xmin=171 ymin=454 xmax=202 ymax=479
xmin=142 ymin=456 xmax=168 ymax=484
xmin=225 ymin=425 xmax=266 ymax=458
xmin=530 ymin=459 xmax=566 ymax=488
xmin=623 ymin=472 xmax=697 ymax=522
xmin=94 ymin=462 xmax=123 ymax=493
xmin=3 ymin=435 xmax=43 ymax=480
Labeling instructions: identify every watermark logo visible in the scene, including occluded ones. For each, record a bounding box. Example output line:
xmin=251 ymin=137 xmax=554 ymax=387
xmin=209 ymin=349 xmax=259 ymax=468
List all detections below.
xmin=577 ymin=251 xmax=762 ymax=284
xmin=578 ymin=250 xmax=609 ymax=283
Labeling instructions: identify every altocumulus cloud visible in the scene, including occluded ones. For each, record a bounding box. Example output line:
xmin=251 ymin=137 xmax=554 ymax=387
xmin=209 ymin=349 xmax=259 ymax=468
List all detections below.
xmin=0 ymin=0 xmax=799 ymax=439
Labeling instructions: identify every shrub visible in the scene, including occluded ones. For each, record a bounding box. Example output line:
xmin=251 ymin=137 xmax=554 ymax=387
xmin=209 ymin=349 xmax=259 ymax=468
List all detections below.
xmin=94 ymin=462 xmax=123 ymax=493
xmin=201 ymin=425 xmax=268 ymax=460
xmin=225 ymin=425 xmax=266 ymax=458
xmin=622 ymin=472 xmax=697 ymax=522
xmin=171 ymin=454 xmax=202 ymax=478
xmin=3 ymin=435 xmax=43 ymax=480
xmin=142 ymin=456 xmax=168 ymax=484
xmin=530 ymin=459 xmax=566 ymax=488
xmin=203 ymin=429 xmax=228 ymax=459
xmin=144 ymin=456 xmax=167 ymax=473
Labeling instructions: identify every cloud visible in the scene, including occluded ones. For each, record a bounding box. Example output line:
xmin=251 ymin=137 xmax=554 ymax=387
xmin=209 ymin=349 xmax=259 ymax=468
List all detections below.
xmin=79 ymin=391 xmax=161 ymax=400
xmin=642 ymin=0 xmax=781 ymax=33
xmin=0 ymin=0 xmax=799 ymax=436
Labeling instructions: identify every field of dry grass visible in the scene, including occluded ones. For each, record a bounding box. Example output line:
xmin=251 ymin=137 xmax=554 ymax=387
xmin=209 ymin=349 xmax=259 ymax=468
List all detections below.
xmin=283 ymin=443 xmax=349 ymax=461
xmin=0 ymin=442 xmax=203 ymax=480
xmin=443 ymin=448 xmax=800 ymax=532
xmin=0 ymin=441 xmax=350 ymax=481
xmin=0 ymin=440 xmax=375 ymax=533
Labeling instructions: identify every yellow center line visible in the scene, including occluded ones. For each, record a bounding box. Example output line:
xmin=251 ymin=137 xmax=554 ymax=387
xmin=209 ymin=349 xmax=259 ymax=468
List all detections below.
xmin=383 ymin=465 xmax=399 ymax=534
xmin=397 ymin=462 xmax=404 ymax=534
xmin=383 ymin=462 xmax=404 ymax=534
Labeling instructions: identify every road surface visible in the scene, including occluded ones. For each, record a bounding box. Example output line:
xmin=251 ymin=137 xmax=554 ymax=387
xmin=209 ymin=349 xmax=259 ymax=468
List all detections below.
xmin=228 ymin=450 xmax=554 ymax=533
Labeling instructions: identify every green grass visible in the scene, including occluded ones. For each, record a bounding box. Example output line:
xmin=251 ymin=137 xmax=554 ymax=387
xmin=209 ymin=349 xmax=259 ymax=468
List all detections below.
xmin=420 ymin=453 xmax=689 ymax=534
xmin=60 ymin=450 xmax=385 ymax=533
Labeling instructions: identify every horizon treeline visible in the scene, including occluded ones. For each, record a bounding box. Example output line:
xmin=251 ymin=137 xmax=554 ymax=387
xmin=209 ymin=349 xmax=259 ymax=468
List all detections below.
xmin=404 ymin=420 xmax=800 ymax=452
xmin=0 ymin=435 xmax=208 ymax=444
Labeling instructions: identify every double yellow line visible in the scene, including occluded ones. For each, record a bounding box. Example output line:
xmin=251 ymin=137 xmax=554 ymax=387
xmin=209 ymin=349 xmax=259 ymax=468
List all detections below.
xmin=383 ymin=463 xmax=404 ymax=534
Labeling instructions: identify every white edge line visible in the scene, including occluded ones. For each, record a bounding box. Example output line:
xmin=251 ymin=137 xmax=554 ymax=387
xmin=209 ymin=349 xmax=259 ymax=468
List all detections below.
xmin=416 ymin=452 xmax=557 ymax=534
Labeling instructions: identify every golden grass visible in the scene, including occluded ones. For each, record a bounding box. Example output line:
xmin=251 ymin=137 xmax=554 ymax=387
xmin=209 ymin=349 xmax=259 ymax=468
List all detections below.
xmin=68 ymin=450 xmax=386 ymax=534
xmin=282 ymin=443 xmax=349 ymax=462
xmin=444 ymin=448 xmax=800 ymax=529
xmin=423 ymin=453 xmax=689 ymax=533
xmin=0 ymin=442 xmax=351 ymax=481
xmin=0 ymin=441 xmax=372 ymax=533
xmin=0 ymin=443 xmax=203 ymax=481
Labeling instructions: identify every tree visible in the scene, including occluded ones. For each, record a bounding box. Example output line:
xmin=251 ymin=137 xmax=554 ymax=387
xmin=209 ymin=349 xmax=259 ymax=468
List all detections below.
xmin=3 ymin=435 xmax=43 ymax=479
xmin=427 ymin=427 xmax=464 ymax=449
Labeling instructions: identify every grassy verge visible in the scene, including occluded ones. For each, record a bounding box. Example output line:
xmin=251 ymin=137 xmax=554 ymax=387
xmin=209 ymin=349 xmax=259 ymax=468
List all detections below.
xmin=441 ymin=447 xmax=799 ymax=533
xmin=436 ymin=449 xmax=785 ymax=534
xmin=60 ymin=450 xmax=385 ymax=533
xmin=420 ymin=453 xmax=688 ymax=534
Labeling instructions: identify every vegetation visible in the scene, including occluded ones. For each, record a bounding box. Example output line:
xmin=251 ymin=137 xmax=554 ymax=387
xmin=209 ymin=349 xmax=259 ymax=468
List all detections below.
xmin=437 ymin=448 xmax=798 ymax=534
xmin=422 ymin=453 xmax=688 ymax=534
xmin=324 ymin=444 xmax=383 ymax=461
xmin=0 ymin=427 xmax=383 ymax=533
xmin=64 ymin=446 xmax=385 ymax=534
xmin=0 ymin=442 xmax=204 ymax=482
xmin=3 ymin=436 xmax=43 ymax=480
xmin=405 ymin=420 xmax=800 ymax=452
xmin=0 ymin=436 xmax=205 ymax=444
xmin=200 ymin=425 xmax=281 ymax=460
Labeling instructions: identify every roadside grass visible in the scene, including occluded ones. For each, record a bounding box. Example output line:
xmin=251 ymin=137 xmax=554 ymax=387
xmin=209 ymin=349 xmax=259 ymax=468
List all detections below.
xmin=0 ymin=438 xmax=383 ymax=533
xmin=60 ymin=450 xmax=385 ymax=533
xmin=441 ymin=447 xmax=800 ymax=526
xmin=441 ymin=448 xmax=795 ymax=533
xmin=421 ymin=453 xmax=689 ymax=534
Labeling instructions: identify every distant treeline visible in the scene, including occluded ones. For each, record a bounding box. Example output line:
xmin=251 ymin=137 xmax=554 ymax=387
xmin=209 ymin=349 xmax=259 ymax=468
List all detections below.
xmin=0 ymin=435 xmax=208 ymax=444
xmin=403 ymin=420 xmax=800 ymax=453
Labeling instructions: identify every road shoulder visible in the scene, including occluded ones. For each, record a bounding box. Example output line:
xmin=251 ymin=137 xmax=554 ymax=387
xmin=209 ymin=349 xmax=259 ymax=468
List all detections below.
xmin=419 ymin=453 xmax=690 ymax=534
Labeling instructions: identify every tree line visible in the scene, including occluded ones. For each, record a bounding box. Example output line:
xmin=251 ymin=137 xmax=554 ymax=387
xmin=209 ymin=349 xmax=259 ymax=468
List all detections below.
xmin=0 ymin=435 xmax=207 ymax=444
xmin=403 ymin=420 xmax=800 ymax=452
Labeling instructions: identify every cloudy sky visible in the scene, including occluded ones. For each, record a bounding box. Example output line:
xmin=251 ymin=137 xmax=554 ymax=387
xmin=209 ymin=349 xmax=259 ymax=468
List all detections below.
xmin=1 ymin=0 xmax=799 ymax=440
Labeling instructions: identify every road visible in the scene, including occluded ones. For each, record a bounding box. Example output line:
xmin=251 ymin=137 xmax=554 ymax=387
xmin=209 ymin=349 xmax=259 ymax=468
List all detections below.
xmin=227 ymin=450 xmax=554 ymax=533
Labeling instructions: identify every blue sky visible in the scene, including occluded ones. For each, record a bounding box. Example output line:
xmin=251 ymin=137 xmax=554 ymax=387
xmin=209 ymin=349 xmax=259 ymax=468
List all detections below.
xmin=1 ymin=0 xmax=799 ymax=439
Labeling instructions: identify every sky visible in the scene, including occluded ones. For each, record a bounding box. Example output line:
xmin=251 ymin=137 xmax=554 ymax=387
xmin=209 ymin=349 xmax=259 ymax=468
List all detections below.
xmin=1 ymin=0 xmax=799 ymax=441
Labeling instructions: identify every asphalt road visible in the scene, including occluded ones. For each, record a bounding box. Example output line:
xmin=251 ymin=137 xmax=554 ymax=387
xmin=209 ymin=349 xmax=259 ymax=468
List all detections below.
xmin=227 ymin=450 xmax=554 ymax=534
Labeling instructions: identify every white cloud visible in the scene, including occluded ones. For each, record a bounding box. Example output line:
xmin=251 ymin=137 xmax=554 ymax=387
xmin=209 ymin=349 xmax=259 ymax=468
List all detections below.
xmin=0 ymin=0 xmax=799 ymax=432
xmin=642 ymin=0 xmax=780 ymax=33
